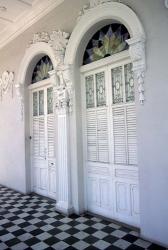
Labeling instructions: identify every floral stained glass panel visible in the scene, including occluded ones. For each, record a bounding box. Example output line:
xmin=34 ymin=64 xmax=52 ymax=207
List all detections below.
xmin=47 ymin=87 xmax=53 ymax=114
xmin=39 ymin=90 xmax=44 ymax=116
xmin=33 ymin=92 xmax=38 ymax=116
xmin=85 ymin=75 xmax=95 ymax=109
xmin=96 ymin=72 xmax=106 ymax=107
xmin=112 ymin=66 xmax=123 ymax=104
xmin=125 ymin=63 xmax=135 ymax=102
xmin=83 ymin=23 xmax=130 ymax=65
xmin=32 ymin=56 xmax=53 ymax=84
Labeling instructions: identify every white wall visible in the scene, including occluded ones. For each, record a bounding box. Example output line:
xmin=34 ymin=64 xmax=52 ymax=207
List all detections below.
xmin=0 ymin=0 xmax=168 ymax=247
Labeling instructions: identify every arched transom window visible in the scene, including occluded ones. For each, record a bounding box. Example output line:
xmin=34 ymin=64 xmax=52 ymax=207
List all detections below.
xmin=83 ymin=23 xmax=130 ymax=65
xmin=32 ymin=55 xmax=53 ymax=84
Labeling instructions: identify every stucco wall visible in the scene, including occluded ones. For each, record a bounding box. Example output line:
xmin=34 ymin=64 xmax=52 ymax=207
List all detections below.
xmin=0 ymin=0 xmax=168 ymax=247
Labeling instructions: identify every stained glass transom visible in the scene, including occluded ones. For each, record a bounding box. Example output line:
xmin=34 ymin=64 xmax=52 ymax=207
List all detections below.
xmin=112 ymin=66 xmax=123 ymax=104
xmin=32 ymin=56 xmax=53 ymax=84
xmin=96 ymin=72 xmax=106 ymax=107
xmin=125 ymin=63 xmax=135 ymax=102
xmin=83 ymin=23 xmax=130 ymax=65
xmin=39 ymin=90 xmax=44 ymax=116
xmin=47 ymin=87 xmax=53 ymax=114
xmin=85 ymin=75 xmax=95 ymax=108
xmin=33 ymin=92 xmax=38 ymax=116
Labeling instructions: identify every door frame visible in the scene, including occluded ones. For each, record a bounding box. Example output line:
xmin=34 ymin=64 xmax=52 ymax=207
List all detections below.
xmin=28 ymin=79 xmax=56 ymax=199
xmin=80 ymin=50 xmax=140 ymax=226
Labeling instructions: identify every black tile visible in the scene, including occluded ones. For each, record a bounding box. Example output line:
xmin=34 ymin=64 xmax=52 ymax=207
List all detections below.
xmin=84 ymin=235 xmax=99 ymax=244
xmin=44 ymin=236 xmax=60 ymax=245
xmin=5 ymin=238 xmax=21 ymax=247
xmin=64 ymin=236 xmax=79 ymax=245
xmin=148 ymin=243 xmax=166 ymax=250
xmin=25 ymin=237 xmax=41 ymax=246
xmin=103 ymin=235 xmax=118 ymax=244
xmin=122 ymin=234 xmax=138 ymax=243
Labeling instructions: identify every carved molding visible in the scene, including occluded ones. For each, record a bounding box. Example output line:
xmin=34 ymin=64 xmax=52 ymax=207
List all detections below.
xmin=77 ymin=0 xmax=120 ymax=21
xmin=15 ymin=83 xmax=24 ymax=121
xmin=29 ymin=30 xmax=70 ymax=65
xmin=29 ymin=30 xmax=73 ymax=112
xmin=127 ymin=36 xmax=146 ymax=105
xmin=49 ymin=65 xmax=73 ymax=113
xmin=0 ymin=71 xmax=14 ymax=101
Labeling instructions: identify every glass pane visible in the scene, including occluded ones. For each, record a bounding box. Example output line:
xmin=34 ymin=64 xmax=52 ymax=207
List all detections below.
xmin=125 ymin=63 xmax=135 ymax=102
xmin=83 ymin=23 xmax=130 ymax=65
xmin=32 ymin=56 xmax=53 ymax=84
xmin=85 ymin=75 xmax=95 ymax=109
xmin=96 ymin=72 xmax=106 ymax=107
xmin=47 ymin=87 xmax=53 ymax=114
xmin=39 ymin=90 xmax=44 ymax=116
xmin=33 ymin=92 xmax=38 ymax=116
xmin=112 ymin=66 xmax=123 ymax=104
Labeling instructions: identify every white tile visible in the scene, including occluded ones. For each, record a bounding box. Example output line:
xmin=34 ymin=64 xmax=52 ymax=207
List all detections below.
xmin=93 ymin=230 xmax=108 ymax=239
xmin=52 ymin=241 xmax=69 ymax=250
xmin=113 ymin=239 xmax=131 ymax=250
xmin=73 ymin=240 xmax=90 ymax=250
xmin=55 ymin=232 xmax=70 ymax=240
xmin=111 ymin=229 xmax=127 ymax=238
xmin=93 ymin=240 xmax=111 ymax=250
xmin=75 ymin=223 xmax=89 ymax=230
xmin=134 ymin=239 xmax=151 ymax=248
xmin=73 ymin=231 xmax=89 ymax=240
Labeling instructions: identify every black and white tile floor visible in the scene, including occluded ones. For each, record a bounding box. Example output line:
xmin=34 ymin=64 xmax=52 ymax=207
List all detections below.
xmin=0 ymin=185 xmax=166 ymax=250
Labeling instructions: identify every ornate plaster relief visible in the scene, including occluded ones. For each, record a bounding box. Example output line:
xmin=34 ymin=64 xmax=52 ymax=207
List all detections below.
xmin=0 ymin=71 xmax=14 ymax=101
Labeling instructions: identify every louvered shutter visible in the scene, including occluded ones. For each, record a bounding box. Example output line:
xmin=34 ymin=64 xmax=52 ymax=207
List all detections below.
xmin=97 ymin=108 xmax=109 ymax=163
xmin=86 ymin=110 xmax=97 ymax=162
xmin=112 ymin=105 xmax=137 ymax=165
xmin=47 ymin=114 xmax=55 ymax=158
xmin=126 ymin=105 xmax=137 ymax=165
xmin=113 ymin=106 xmax=127 ymax=164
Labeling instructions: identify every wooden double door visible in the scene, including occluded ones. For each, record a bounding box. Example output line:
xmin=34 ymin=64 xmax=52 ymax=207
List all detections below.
xmin=82 ymin=57 xmax=140 ymax=227
xmin=29 ymin=82 xmax=56 ymax=199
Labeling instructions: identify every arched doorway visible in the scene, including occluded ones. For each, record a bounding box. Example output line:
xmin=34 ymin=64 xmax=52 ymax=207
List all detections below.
xmin=65 ymin=1 xmax=146 ymax=227
xmin=16 ymin=42 xmax=58 ymax=200
xmin=29 ymin=55 xmax=56 ymax=199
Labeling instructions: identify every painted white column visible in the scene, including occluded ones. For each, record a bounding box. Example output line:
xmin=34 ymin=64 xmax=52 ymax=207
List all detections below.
xmin=49 ymin=67 xmax=73 ymax=215
xmin=56 ymin=107 xmax=73 ymax=214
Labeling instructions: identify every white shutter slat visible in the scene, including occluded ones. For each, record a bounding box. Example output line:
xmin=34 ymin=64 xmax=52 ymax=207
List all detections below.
xmin=113 ymin=107 xmax=127 ymax=165
xmin=39 ymin=117 xmax=45 ymax=158
xmin=47 ymin=114 xmax=55 ymax=158
xmin=86 ymin=110 xmax=97 ymax=162
xmin=126 ymin=105 xmax=137 ymax=165
xmin=97 ymin=109 xmax=109 ymax=163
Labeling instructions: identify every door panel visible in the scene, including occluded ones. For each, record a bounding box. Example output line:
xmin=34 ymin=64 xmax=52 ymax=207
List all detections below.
xmin=30 ymin=85 xmax=56 ymax=199
xmin=83 ymin=62 xmax=140 ymax=227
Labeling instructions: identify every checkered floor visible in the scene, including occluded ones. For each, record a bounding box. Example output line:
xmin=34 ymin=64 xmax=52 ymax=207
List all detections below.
xmin=0 ymin=185 xmax=166 ymax=250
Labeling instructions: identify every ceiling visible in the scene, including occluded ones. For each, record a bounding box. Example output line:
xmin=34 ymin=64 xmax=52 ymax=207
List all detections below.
xmin=0 ymin=0 xmax=65 ymax=50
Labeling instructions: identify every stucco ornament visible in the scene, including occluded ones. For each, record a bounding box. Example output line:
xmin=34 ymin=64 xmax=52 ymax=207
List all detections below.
xmin=29 ymin=32 xmax=50 ymax=46
xmin=127 ymin=36 xmax=146 ymax=104
xmin=49 ymin=65 xmax=73 ymax=113
xmin=0 ymin=71 xmax=14 ymax=101
xmin=15 ymin=83 xmax=24 ymax=120
xmin=77 ymin=0 xmax=120 ymax=21
xmin=27 ymin=30 xmax=73 ymax=115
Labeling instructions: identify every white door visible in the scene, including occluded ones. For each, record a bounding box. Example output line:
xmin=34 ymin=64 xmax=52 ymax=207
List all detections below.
xmin=30 ymin=83 xmax=56 ymax=199
xmin=82 ymin=56 xmax=140 ymax=227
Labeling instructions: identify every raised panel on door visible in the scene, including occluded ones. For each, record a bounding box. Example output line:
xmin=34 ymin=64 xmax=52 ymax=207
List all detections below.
xmin=115 ymin=182 xmax=130 ymax=216
xmin=131 ymin=184 xmax=140 ymax=216
xmin=99 ymin=178 xmax=111 ymax=209
xmin=87 ymin=176 xmax=99 ymax=207
xmin=40 ymin=168 xmax=48 ymax=191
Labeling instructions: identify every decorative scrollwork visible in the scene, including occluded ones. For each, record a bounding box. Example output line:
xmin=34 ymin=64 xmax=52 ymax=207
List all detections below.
xmin=0 ymin=71 xmax=14 ymax=101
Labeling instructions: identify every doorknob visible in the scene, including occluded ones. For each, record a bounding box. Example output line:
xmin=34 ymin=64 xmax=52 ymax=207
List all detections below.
xmin=44 ymin=148 xmax=47 ymax=160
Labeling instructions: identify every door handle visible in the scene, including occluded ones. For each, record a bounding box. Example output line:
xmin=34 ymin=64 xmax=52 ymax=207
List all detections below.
xmin=44 ymin=148 xmax=47 ymax=160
